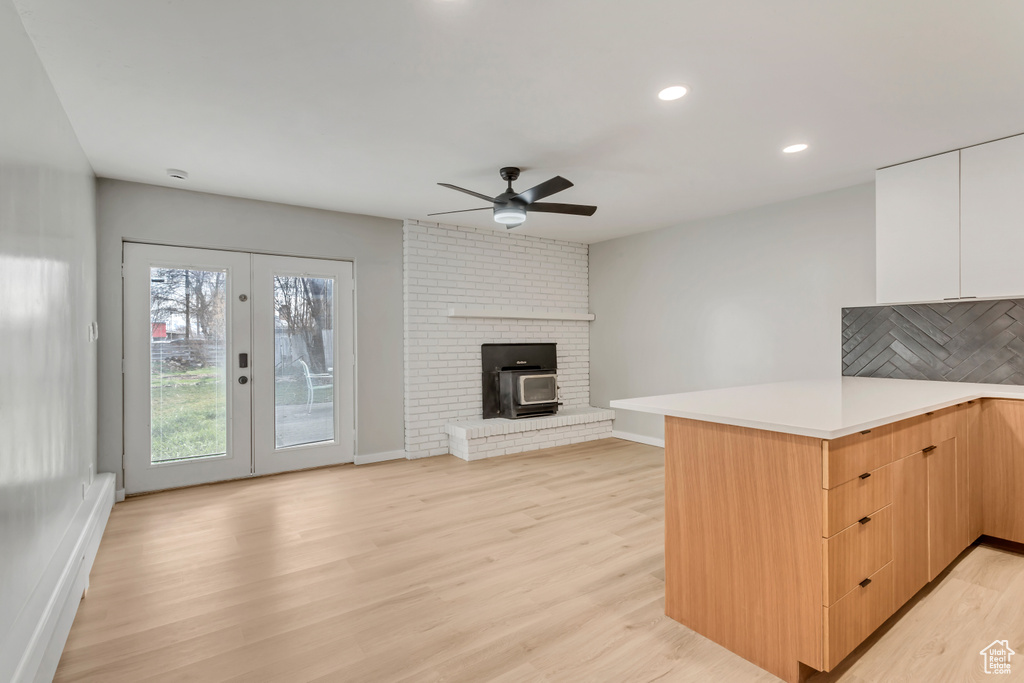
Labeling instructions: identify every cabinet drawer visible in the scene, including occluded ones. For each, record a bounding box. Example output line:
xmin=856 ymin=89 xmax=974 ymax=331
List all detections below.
xmin=823 ymin=464 xmax=893 ymax=537
xmin=824 ymin=562 xmax=895 ymax=671
xmin=824 ymin=505 xmax=893 ymax=605
xmin=824 ymin=425 xmax=893 ymax=489
xmin=892 ymin=407 xmax=956 ymax=459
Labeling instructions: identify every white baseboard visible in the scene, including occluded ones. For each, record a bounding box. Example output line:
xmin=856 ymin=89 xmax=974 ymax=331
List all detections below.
xmin=354 ymin=449 xmax=406 ymax=465
xmin=0 ymin=473 xmax=115 ymax=683
xmin=612 ymin=430 xmax=665 ymax=448
xmin=115 ymin=488 xmax=125 ymax=502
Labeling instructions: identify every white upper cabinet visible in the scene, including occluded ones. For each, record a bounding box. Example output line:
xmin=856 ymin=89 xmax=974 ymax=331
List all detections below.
xmin=960 ymin=135 xmax=1024 ymax=299
xmin=875 ymin=151 xmax=961 ymax=304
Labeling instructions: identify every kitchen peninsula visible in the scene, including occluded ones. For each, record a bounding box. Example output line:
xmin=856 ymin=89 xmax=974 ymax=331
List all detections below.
xmin=611 ymin=377 xmax=1024 ymax=683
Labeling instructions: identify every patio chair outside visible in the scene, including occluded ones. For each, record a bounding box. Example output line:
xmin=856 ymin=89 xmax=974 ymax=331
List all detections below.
xmin=298 ymin=359 xmax=333 ymax=414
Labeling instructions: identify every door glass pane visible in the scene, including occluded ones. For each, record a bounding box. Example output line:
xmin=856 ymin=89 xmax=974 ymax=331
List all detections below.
xmin=273 ymin=275 xmax=335 ymax=448
xmin=150 ymin=267 xmax=228 ymax=462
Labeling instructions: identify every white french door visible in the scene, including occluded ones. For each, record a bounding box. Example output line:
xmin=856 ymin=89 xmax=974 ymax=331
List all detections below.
xmin=123 ymin=243 xmax=354 ymax=494
xmin=251 ymin=254 xmax=354 ymax=475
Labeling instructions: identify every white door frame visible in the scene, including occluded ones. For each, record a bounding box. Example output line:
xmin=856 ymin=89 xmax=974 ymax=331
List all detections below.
xmin=123 ymin=243 xmax=253 ymax=494
xmin=251 ymin=254 xmax=355 ymax=474
xmin=123 ymin=243 xmax=356 ymax=494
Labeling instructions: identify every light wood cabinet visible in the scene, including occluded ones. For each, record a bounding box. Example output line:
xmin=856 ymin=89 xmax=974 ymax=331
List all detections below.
xmin=927 ymin=438 xmax=962 ymax=578
xmin=664 ymin=418 xmax=823 ymax=683
xmin=892 ymin=406 xmax=956 ymax=459
xmin=892 ymin=432 xmax=966 ymax=607
xmin=875 ymin=151 xmax=961 ymax=304
xmin=824 ymin=505 xmax=893 ymax=605
xmin=964 ymin=400 xmax=984 ymax=541
xmin=823 ymin=463 xmax=892 ymax=537
xmin=661 ymin=399 xmax=1015 ymax=683
xmin=823 ymin=424 xmax=893 ymax=488
xmin=892 ymin=450 xmax=929 ymax=607
xmin=960 ymin=134 xmax=1024 ymax=299
xmin=977 ymin=399 xmax=1024 ymax=543
xmin=823 ymin=562 xmax=894 ymax=671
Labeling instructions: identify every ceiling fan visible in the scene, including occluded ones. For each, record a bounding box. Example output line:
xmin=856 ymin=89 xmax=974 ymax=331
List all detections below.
xmin=430 ymin=167 xmax=597 ymax=229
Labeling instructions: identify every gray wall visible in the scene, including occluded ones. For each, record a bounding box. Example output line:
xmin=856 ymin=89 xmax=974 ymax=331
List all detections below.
xmin=590 ymin=183 xmax=877 ymax=441
xmin=0 ymin=0 xmax=97 ymax=658
xmin=97 ymin=179 xmax=404 ymax=487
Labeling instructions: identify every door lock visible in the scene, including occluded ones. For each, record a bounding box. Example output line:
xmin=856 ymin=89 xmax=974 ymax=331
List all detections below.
xmin=238 ymin=376 xmax=248 ymax=385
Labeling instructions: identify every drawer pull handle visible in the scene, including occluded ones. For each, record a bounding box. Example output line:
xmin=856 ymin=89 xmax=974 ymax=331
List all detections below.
xmin=860 ymin=429 xmax=871 ymax=435
xmin=923 ymin=445 xmax=937 ymax=453
xmin=926 ymin=411 xmax=934 ymax=416
xmin=859 ymin=472 xmax=872 ymax=480
xmin=858 ymin=516 xmax=872 ymax=525
xmin=859 ymin=578 xmax=872 ymax=588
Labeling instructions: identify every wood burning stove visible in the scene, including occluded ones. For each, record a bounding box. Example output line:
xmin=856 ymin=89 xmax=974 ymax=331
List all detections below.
xmin=482 ymin=343 xmax=560 ymax=419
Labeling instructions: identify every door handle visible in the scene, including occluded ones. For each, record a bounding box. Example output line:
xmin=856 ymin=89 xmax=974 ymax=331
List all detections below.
xmin=923 ymin=445 xmax=937 ymax=453
xmin=858 ymin=516 xmax=871 ymax=525
xmin=859 ymin=472 xmax=872 ymax=480
xmin=859 ymin=578 xmax=872 ymax=588
xmin=239 ymin=352 xmax=248 ymax=368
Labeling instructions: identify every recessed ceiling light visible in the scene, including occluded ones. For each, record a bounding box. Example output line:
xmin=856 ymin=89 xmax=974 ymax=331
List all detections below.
xmin=166 ymin=168 xmax=189 ymax=180
xmin=658 ymin=85 xmax=688 ymax=101
xmin=782 ymin=143 xmax=809 ymax=154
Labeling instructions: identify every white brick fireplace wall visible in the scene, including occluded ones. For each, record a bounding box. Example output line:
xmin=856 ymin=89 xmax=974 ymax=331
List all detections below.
xmin=403 ymin=219 xmax=611 ymax=459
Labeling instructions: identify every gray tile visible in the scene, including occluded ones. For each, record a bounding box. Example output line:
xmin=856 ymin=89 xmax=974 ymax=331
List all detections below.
xmin=887 ymin=351 xmax=931 ymax=380
xmin=888 ymin=314 xmax=951 ymax=362
xmin=842 ymin=298 xmax=1024 ymax=386
xmin=899 ymin=306 xmax=953 ymax=344
xmin=846 ymin=330 xmax=898 ymax=375
xmin=843 ymin=308 xmax=890 ymax=351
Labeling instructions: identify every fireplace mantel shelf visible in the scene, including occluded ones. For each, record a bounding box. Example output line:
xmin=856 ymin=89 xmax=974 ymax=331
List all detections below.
xmin=447 ymin=306 xmax=595 ymax=321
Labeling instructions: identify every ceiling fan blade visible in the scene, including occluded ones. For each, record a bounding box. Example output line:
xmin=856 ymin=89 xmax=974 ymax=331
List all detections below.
xmin=527 ymin=202 xmax=598 ymax=216
xmin=513 ymin=176 xmax=573 ymax=205
xmin=427 ymin=207 xmax=492 ymax=217
xmin=438 ymin=183 xmax=496 ymax=203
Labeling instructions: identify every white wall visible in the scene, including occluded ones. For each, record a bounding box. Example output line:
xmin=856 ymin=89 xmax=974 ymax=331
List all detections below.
xmin=96 ymin=179 xmax=404 ymax=486
xmin=0 ymin=0 xmax=97 ymax=670
xmin=403 ymin=220 xmax=591 ymax=458
xmin=590 ymin=183 xmax=876 ymax=440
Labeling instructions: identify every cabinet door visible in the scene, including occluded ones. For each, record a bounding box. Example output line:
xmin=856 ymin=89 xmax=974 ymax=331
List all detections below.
xmin=979 ymin=399 xmax=1024 ymax=543
xmin=875 ymin=151 xmax=961 ymax=304
xmin=892 ymin=452 xmax=929 ymax=608
xmin=959 ymin=402 xmax=981 ymax=544
xmin=926 ymin=438 xmax=961 ymax=579
xmin=961 ymin=134 xmax=1024 ymax=298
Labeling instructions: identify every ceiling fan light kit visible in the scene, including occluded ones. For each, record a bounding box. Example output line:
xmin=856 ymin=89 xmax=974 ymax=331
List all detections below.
xmin=430 ymin=167 xmax=597 ymax=230
xmin=493 ymin=205 xmax=527 ymax=225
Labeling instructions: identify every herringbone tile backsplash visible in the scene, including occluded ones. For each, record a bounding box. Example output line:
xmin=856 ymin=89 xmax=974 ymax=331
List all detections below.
xmin=842 ymin=299 xmax=1024 ymax=384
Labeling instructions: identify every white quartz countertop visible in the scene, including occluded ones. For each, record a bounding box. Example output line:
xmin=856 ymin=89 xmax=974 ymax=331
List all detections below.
xmin=610 ymin=377 xmax=1024 ymax=440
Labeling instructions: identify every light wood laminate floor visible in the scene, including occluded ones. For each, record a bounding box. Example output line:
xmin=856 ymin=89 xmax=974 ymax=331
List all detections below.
xmin=57 ymin=438 xmax=1024 ymax=682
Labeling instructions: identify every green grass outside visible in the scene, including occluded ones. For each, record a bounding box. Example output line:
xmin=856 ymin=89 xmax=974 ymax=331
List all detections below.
xmin=149 ymin=366 xmax=332 ymax=462
xmin=151 ymin=365 xmax=227 ymax=462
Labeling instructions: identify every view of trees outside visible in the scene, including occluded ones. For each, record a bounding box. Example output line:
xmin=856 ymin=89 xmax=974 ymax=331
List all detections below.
xmin=273 ymin=275 xmax=336 ymax=448
xmin=151 ymin=268 xmax=226 ymax=343
xmin=147 ymin=268 xmax=336 ymax=460
xmin=149 ymin=267 xmax=228 ymax=462
xmin=273 ymin=276 xmax=333 ymax=373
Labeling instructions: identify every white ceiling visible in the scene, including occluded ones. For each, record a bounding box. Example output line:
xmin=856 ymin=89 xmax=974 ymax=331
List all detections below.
xmin=13 ymin=0 xmax=1024 ymax=243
